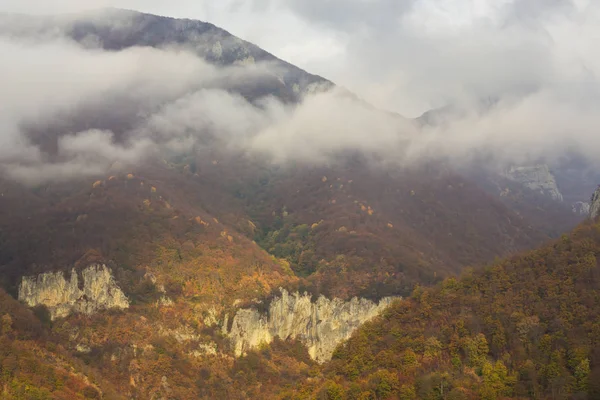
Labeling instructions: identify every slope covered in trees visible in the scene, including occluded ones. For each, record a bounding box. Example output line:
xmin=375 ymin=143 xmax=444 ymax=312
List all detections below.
xmin=1 ymin=208 xmax=597 ymax=399
xmin=299 ymin=219 xmax=600 ymax=400
xmin=239 ymin=158 xmax=553 ymax=300
xmin=0 ymin=288 xmax=125 ymax=399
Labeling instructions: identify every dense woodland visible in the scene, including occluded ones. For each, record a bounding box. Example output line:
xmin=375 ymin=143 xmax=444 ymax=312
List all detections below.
xmin=235 ymin=157 xmax=562 ymax=300
xmin=1 ymin=204 xmax=597 ymax=399
xmin=0 ymin=289 xmax=124 ymax=399
xmin=0 ymin=154 xmax=592 ymax=399
xmin=297 ymin=219 xmax=600 ymax=400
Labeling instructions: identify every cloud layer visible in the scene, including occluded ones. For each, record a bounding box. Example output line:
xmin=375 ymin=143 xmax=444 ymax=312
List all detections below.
xmin=0 ymin=3 xmax=599 ymax=186
xmin=0 ymin=28 xmax=413 ymax=184
xmin=3 ymin=1 xmax=598 ymax=114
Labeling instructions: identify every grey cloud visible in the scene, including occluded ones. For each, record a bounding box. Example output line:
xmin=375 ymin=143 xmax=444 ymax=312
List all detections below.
xmin=252 ymin=0 xmax=596 ymax=118
xmin=247 ymin=89 xmax=414 ymax=163
xmin=59 ymin=130 xmax=154 ymax=163
xmin=0 ymin=29 xmax=410 ymax=184
xmin=0 ymin=33 xmax=280 ymax=184
xmin=502 ymin=0 xmax=576 ymax=25
xmin=272 ymin=0 xmax=415 ymax=32
xmin=5 ymin=130 xmax=154 ymax=186
xmin=1 ymin=4 xmax=600 ymax=188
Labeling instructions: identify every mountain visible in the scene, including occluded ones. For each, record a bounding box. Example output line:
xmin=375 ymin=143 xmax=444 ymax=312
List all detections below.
xmin=0 ymin=8 xmax=592 ymax=399
xmin=0 ymin=8 xmax=332 ymax=102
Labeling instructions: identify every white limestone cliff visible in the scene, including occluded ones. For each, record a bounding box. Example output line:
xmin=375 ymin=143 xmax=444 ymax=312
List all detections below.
xmin=224 ymin=289 xmax=396 ymax=363
xmin=590 ymin=187 xmax=600 ymax=220
xmin=573 ymin=201 xmax=591 ymax=216
xmin=503 ymin=164 xmax=564 ymax=202
xmin=18 ymin=264 xmax=129 ymax=320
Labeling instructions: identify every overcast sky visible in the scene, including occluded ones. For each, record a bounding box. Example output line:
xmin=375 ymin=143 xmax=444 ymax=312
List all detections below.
xmin=1 ymin=0 xmax=597 ymax=117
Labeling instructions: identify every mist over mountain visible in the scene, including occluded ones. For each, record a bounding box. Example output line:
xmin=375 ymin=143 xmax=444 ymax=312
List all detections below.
xmin=0 ymin=5 xmax=598 ymax=189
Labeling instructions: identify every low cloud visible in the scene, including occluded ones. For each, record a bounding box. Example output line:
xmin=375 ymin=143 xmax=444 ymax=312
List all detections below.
xmin=1 ymin=6 xmax=600 ymax=187
xmin=0 ymin=32 xmax=287 ymax=184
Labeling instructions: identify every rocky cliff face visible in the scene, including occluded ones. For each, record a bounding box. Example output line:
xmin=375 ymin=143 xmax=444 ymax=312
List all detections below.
xmin=18 ymin=264 xmax=129 ymax=320
xmin=224 ymin=289 xmax=396 ymax=363
xmin=573 ymin=201 xmax=591 ymax=216
xmin=503 ymin=164 xmax=564 ymax=202
xmin=590 ymin=187 xmax=600 ymax=219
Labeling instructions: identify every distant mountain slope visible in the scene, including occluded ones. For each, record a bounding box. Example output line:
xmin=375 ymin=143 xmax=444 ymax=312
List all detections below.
xmin=418 ymin=104 xmax=598 ymax=222
xmin=229 ymin=157 xmax=550 ymax=299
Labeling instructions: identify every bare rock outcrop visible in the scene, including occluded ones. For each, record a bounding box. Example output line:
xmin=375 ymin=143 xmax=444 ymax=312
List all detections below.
xmin=224 ymin=289 xmax=396 ymax=363
xmin=590 ymin=186 xmax=600 ymax=220
xmin=573 ymin=201 xmax=591 ymax=216
xmin=18 ymin=264 xmax=129 ymax=320
xmin=503 ymin=164 xmax=564 ymax=202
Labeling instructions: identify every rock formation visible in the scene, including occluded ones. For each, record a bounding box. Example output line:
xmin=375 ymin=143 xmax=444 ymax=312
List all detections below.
xmin=590 ymin=186 xmax=600 ymax=220
xmin=18 ymin=264 xmax=129 ymax=320
xmin=224 ymin=289 xmax=396 ymax=363
xmin=503 ymin=164 xmax=564 ymax=202
xmin=572 ymin=201 xmax=591 ymax=216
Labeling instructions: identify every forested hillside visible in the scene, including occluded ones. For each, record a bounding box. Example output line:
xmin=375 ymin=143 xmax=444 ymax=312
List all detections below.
xmin=0 ymin=288 xmax=125 ymax=399
xmin=1 ymin=201 xmax=598 ymax=399
xmin=299 ymin=219 xmax=600 ymax=399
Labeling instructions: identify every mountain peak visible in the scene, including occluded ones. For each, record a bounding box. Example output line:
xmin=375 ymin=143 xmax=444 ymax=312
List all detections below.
xmin=0 ymin=8 xmax=334 ymax=103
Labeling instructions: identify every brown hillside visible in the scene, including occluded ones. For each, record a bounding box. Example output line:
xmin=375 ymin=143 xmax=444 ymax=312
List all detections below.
xmin=300 ymin=218 xmax=600 ymax=399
